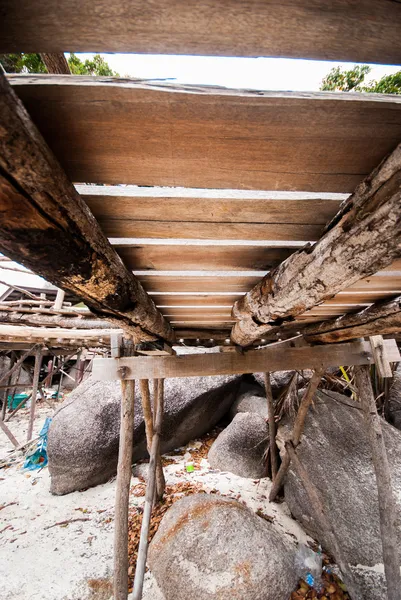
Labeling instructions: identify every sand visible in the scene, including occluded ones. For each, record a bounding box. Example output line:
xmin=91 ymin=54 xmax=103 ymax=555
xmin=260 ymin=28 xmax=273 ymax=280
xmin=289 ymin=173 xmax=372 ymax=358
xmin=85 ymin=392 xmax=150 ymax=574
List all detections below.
xmin=0 ymin=404 xmax=310 ymax=600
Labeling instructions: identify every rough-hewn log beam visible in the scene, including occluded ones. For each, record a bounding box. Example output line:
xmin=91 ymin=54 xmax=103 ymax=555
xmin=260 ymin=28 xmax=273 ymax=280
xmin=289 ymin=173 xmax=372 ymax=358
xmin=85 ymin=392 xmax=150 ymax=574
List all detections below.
xmin=40 ymin=53 xmax=71 ymax=74
xmin=232 ymin=144 xmax=401 ymax=346
xmin=0 ymin=310 xmax=113 ymax=330
xmin=303 ymin=296 xmax=401 ymax=344
xmin=0 ymin=72 xmax=174 ymax=345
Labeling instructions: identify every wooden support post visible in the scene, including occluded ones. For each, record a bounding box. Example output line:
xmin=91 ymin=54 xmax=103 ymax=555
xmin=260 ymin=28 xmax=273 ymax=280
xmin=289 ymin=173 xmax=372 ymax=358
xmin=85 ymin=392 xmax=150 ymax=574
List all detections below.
xmin=27 ymin=347 xmax=43 ymax=441
xmin=264 ymin=372 xmax=278 ymax=480
xmin=114 ymin=338 xmax=136 ymax=600
xmin=53 ymin=288 xmax=65 ymax=310
xmin=286 ymin=442 xmax=362 ymax=600
xmin=0 ymin=415 xmax=19 ymax=447
xmin=153 ymin=379 xmax=166 ymax=502
xmin=269 ymin=368 xmax=324 ymax=502
xmin=1 ymin=353 xmax=14 ymax=419
xmin=132 ymin=378 xmax=165 ymax=600
xmin=369 ymin=335 xmax=393 ymax=379
xmin=354 ymin=365 xmax=401 ymax=600
xmin=0 ymin=344 xmax=39 ymax=387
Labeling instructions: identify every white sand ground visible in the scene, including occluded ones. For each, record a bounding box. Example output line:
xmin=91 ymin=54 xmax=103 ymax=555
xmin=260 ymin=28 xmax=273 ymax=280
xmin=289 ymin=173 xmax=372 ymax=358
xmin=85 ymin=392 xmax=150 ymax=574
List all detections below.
xmin=0 ymin=404 xmax=310 ymax=600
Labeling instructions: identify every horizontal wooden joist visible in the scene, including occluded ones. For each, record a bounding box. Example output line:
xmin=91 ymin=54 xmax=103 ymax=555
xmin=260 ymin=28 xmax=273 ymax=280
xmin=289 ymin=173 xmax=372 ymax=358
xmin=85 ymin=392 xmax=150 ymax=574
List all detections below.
xmin=231 ymin=143 xmax=401 ymax=346
xmin=92 ymin=339 xmax=400 ymax=380
xmin=82 ymin=186 xmax=344 ymax=241
xmin=115 ymin=245 xmax=294 ymax=272
xmin=10 ymin=76 xmax=401 ymax=192
xmin=0 ymin=72 xmax=174 ymax=345
xmin=1 ymin=1 xmax=400 ymax=64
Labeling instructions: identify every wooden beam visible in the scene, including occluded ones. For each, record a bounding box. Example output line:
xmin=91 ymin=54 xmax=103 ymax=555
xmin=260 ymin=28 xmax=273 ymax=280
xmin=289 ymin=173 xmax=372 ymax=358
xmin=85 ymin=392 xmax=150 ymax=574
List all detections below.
xmin=1 ymin=1 xmax=401 ymax=65
xmin=9 ymin=76 xmax=401 ymax=192
xmin=264 ymin=373 xmax=278 ymax=480
xmin=354 ymin=366 xmax=401 ymax=600
xmin=303 ymin=295 xmax=401 ymax=344
xmin=0 ymin=324 xmax=122 ymax=341
xmin=0 ymin=310 xmax=114 ymax=330
xmin=115 ymin=245 xmax=294 ymax=272
xmin=0 ymin=72 xmax=173 ymax=345
xmin=232 ymin=144 xmax=401 ymax=346
xmin=40 ymin=53 xmax=71 ymax=74
xmin=92 ymin=339 xmax=400 ymax=381
xmin=27 ymin=347 xmax=43 ymax=441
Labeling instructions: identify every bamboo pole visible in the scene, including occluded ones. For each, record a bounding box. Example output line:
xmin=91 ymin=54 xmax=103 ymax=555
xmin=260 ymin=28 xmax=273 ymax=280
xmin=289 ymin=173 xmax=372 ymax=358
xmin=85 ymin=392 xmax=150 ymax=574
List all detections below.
xmin=114 ymin=372 xmax=136 ymax=600
xmin=269 ymin=368 xmax=324 ymax=502
xmin=26 ymin=347 xmax=43 ymax=441
xmin=132 ymin=378 xmax=165 ymax=600
xmin=286 ymin=443 xmax=361 ymax=600
xmin=264 ymin=372 xmax=278 ymax=479
xmin=53 ymin=288 xmax=65 ymax=310
xmin=354 ymin=365 xmax=401 ymax=600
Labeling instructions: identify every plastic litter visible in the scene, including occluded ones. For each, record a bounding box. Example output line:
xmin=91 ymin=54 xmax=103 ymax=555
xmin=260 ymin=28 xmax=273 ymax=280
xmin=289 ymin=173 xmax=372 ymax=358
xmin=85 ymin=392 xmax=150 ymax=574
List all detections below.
xmin=294 ymin=544 xmax=323 ymax=591
xmin=23 ymin=417 xmax=52 ymax=471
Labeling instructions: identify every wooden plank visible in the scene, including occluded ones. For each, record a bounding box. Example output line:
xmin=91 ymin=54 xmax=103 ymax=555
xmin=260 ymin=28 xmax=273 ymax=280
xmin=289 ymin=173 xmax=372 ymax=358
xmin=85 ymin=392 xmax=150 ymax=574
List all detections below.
xmin=142 ymin=276 xmax=262 ymax=293
xmin=116 ymin=245 xmax=293 ymax=271
xmin=99 ymin=220 xmax=325 ymax=242
xmin=1 ymin=1 xmax=401 ymax=64
xmin=0 ymin=72 xmax=174 ymax=345
xmin=232 ymin=143 xmax=401 ymax=345
xmin=82 ymin=187 xmax=344 ymax=225
xmin=0 ymin=325 xmax=122 ymax=340
xmin=10 ymin=77 xmax=401 ymax=192
xmin=92 ymin=339 xmax=400 ymax=380
xmin=369 ymin=335 xmax=393 ymax=378
xmin=155 ymin=295 xmax=243 ymax=307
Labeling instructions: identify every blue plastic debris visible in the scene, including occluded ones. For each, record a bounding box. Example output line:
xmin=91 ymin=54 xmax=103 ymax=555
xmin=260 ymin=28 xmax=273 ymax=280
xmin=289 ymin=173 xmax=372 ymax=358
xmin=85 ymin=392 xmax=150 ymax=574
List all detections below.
xmin=23 ymin=417 xmax=52 ymax=471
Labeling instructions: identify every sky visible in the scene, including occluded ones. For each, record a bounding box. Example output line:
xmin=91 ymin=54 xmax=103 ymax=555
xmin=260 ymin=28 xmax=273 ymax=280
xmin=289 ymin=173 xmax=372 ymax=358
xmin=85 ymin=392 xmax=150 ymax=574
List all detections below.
xmin=3 ymin=54 xmax=400 ymax=292
xmin=73 ymin=53 xmax=400 ymax=92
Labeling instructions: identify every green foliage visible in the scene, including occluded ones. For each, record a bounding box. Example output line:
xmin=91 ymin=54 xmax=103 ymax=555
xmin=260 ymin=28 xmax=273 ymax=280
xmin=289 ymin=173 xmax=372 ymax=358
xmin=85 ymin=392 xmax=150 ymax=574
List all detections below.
xmin=320 ymin=65 xmax=371 ymax=92
xmin=320 ymin=64 xmax=401 ymax=95
xmin=0 ymin=53 xmax=47 ymax=73
xmin=67 ymin=53 xmax=118 ymax=76
xmin=0 ymin=53 xmax=118 ymax=76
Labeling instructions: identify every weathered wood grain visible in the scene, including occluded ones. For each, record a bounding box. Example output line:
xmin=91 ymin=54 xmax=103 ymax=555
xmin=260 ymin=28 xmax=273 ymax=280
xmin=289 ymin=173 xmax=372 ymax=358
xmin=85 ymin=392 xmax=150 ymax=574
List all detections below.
xmin=92 ymin=339 xmax=400 ymax=380
xmin=10 ymin=77 xmax=401 ymax=192
xmin=1 ymin=1 xmax=400 ymax=65
xmin=0 ymin=72 xmax=173 ymax=344
xmin=303 ymin=296 xmax=401 ymax=343
xmin=116 ymin=245 xmax=293 ymax=272
xmin=232 ymin=144 xmax=401 ymax=346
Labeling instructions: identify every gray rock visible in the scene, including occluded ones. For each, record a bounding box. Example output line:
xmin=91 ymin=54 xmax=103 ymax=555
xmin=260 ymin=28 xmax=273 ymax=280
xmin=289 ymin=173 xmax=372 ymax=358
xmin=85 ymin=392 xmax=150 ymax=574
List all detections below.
xmin=282 ymin=390 xmax=401 ymax=600
xmin=148 ymin=494 xmax=298 ymax=600
xmin=254 ymin=371 xmax=312 ymax=397
xmin=48 ymin=374 xmax=242 ymax=495
xmin=388 ymin=363 xmax=401 ymax=430
xmin=208 ymin=412 xmax=268 ymax=478
xmin=229 ymin=390 xmax=268 ymax=419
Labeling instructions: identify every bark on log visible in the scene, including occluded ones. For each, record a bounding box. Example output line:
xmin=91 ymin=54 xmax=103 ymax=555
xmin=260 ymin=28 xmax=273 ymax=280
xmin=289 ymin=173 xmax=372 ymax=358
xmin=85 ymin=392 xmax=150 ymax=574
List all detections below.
xmin=303 ymin=295 xmax=401 ymax=344
xmin=40 ymin=53 xmax=71 ymax=74
xmin=0 ymin=72 xmax=174 ymax=345
xmin=354 ymin=365 xmax=401 ymax=600
xmin=0 ymin=310 xmax=114 ymax=330
xmin=231 ymin=144 xmax=401 ymax=346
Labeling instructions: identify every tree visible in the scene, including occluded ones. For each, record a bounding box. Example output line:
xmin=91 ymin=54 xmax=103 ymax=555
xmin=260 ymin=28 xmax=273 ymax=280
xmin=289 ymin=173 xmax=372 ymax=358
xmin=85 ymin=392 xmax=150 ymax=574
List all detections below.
xmin=320 ymin=64 xmax=401 ymax=95
xmin=0 ymin=53 xmax=118 ymax=76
